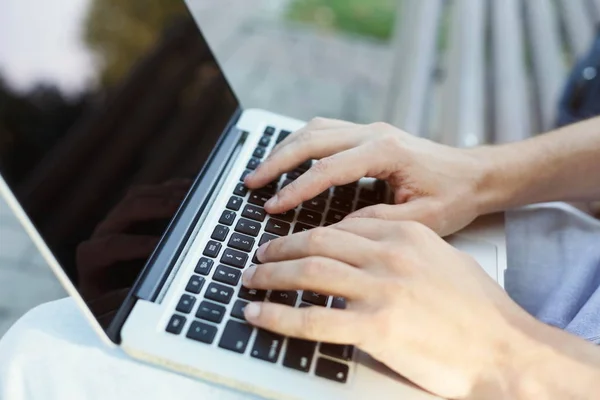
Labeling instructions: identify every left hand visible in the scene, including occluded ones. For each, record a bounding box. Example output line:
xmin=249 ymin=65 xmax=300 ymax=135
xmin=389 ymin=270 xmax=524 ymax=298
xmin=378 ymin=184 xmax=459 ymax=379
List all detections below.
xmin=241 ymin=219 xmax=543 ymax=399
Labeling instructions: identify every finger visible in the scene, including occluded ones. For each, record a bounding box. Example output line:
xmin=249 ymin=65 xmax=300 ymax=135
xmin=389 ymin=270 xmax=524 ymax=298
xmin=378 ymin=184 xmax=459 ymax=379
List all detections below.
xmin=244 ymin=302 xmax=362 ymax=344
xmin=242 ymin=257 xmax=369 ymax=299
xmin=271 ymin=117 xmax=356 ymax=156
xmin=257 ymin=227 xmax=380 ymax=267
xmin=245 ymin=127 xmax=364 ymax=189
xmin=347 ymin=202 xmax=440 ymax=232
xmin=330 ymin=217 xmax=397 ymax=242
xmin=264 ymin=143 xmax=385 ymax=214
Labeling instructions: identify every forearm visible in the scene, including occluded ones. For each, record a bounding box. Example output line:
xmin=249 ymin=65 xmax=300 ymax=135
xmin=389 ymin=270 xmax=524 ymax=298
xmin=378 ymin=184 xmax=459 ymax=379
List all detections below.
xmin=475 ymin=117 xmax=600 ymax=214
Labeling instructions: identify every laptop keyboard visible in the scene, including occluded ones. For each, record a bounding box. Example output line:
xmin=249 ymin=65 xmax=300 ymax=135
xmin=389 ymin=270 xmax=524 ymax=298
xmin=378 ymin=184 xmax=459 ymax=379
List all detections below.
xmin=165 ymin=126 xmax=388 ymax=384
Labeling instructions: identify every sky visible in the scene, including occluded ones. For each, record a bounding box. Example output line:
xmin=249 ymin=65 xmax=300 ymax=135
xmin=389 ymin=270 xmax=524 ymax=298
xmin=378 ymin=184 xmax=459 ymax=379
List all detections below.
xmin=0 ymin=0 xmax=98 ymax=95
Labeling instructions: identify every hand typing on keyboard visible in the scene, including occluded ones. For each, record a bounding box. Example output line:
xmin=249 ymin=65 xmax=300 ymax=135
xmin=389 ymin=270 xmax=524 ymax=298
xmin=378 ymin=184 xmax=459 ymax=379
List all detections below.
xmin=244 ymin=117 xmax=492 ymax=237
xmin=241 ymin=218 xmax=567 ymax=399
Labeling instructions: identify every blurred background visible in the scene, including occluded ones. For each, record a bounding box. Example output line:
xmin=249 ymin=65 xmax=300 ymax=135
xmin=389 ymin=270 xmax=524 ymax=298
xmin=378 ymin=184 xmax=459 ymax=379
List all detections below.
xmin=1 ymin=0 xmax=599 ymax=336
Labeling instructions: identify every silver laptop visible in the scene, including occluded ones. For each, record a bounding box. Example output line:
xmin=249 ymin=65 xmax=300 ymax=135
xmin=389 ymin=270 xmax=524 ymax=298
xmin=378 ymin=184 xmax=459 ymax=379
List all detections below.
xmin=0 ymin=1 xmax=504 ymax=399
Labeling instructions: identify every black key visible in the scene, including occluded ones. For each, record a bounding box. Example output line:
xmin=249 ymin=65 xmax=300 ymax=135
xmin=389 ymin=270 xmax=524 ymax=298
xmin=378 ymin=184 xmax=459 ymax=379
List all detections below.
xmin=359 ymin=188 xmax=384 ymax=203
xmin=276 ymin=130 xmax=291 ymax=144
xmin=166 ymin=314 xmax=186 ymax=335
xmin=356 ymin=201 xmax=374 ymax=210
xmin=203 ymin=241 xmax=222 ymax=258
xmin=374 ymin=180 xmax=388 ymax=197
xmin=196 ymin=300 xmax=226 ymax=324
xmin=330 ymin=197 xmax=353 ymax=212
xmin=272 ymin=209 xmax=295 ymax=223
xmin=205 ymin=282 xmax=234 ymax=304
xmin=248 ymin=192 xmax=270 ymax=207
xmin=240 ymin=170 xmax=251 ymax=182
xmin=251 ymin=329 xmax=284 ymax=363
xmin=238 ymin=286 xmax=267 ymax=302
xmin=320 ymin=343 xmax=354 ymax=361
xmin=227 ymin=196 xmax=243 ymax=211
xmin=231 ymin=299 xmax=249 ymax=320
xmin=214 ymin=265 xmax=242 ymax=286
xmin=265 ymin=219 xmax=290 ymax=236
xmin=259 ymin=233 xmax=278 ymax=246
xmin=258 ymin=135 xmax=271 ymax=147
xmin=233 ymin=183 xmax=248 ymax=197
xmin=247 ymin=157 xmax=260 ymax=170
xmin=342 ymin=181 xmax=359 ymax=189
xmin=269 ymin=290 xmax=298 ymax=306
xmin=234 ymin=218 xmax=261 ymax=237
xmin=299 ymin=303 xmax=312 ymax=308
xmin=219 ymin=320 xmax=253 ymax=353
xmin=298 ymin=209 xmax=322 ymax=226
xmin=286 ymin=170 xmax=302 ymax=181
xmin=185 ymin=275 xmax=205 ymax=294
xmin=221 ymin=248 xmax=248 ymax=269
xmin=326 ymin=210 xmax=347 ymax=224
xmin=195 ymin=257 xmax=214 ymax=276
xmin=228 ymin=233 xmax=255 ymax=253
xmin=281 ymin=178 xmax=293 ymax=188
xmin=334 ymin=186 xmax=357 ymax=200
xmin=283 ymin=339 xmax=317 ymax=372
xmin=316 ymin=189 xmax=331 ymax=199
xmin=176 ymin=294 xmax=196 ymax=314
xmin=242 ymin=204 xmax=267 ymax=222
xmin=253 ymin=147 xmax=266 ymax=159
xmin=303 ymin=198 xmax=326 ymax=212
xmin=297 ymin=159 xmax=312 ymax=171
xmin=219 ymin=210 xmax=236 ymax=226
xmin=293 ymin=223 xmax=314 ymax=233
xmin=186 ymin=321 xmax=217 ymax=344
xmin=302 ymin=291 xmax=329 ymax=306
xmin=211 ymin=225 xmax=229 ymax=242
xmin=252 ymin=251 xmax=261 ymax=264
xmin=264 ymin=126 xmax=276 ymax=136
xmin=260 ymin=181 xmax=279 ymax=195
xmin=331 ymin=296 xmax=347 ymax=309
xmin=315 ymin=358 xmax=349 ymax=383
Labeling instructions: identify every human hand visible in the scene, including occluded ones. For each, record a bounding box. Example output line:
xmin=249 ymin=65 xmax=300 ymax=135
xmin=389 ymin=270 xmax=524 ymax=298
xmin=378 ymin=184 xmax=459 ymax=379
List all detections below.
xmin=241 ymin=219 xmax=540 ymax=399
xmin=244 ymin=118 xmax=494 ymax=236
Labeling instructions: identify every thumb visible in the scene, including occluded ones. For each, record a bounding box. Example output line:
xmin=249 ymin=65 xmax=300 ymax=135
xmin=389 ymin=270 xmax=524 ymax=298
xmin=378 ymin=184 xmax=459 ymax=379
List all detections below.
xmin=347 ymin=202 xmax=440 ymax=231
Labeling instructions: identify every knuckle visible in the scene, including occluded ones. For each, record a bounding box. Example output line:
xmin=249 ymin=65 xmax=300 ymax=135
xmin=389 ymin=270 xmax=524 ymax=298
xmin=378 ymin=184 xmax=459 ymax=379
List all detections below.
xmin=311 ymin=158 xmax=334 ymax=179
xmin=302 ymin=257 xmax=327 ymax=278
xmin=306 ymin=228 xmax=329 ymax=252
xmin=370 ymin=121 xmax=392 ymax=132
xmin=309 ymin=116 xmax=328 ymax=127
xmin=297 ymin=129 xmax=313 ymax=144
xmin=378 ymin=133 xmax=404 ymax=151
xmin=300 ymin=308 xmax=321 ymax=337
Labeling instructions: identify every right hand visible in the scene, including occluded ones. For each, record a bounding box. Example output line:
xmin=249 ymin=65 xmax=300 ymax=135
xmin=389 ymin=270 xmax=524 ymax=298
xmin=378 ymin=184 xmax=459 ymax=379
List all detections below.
xmin=245 ymin=118 xmax=495 ymax=236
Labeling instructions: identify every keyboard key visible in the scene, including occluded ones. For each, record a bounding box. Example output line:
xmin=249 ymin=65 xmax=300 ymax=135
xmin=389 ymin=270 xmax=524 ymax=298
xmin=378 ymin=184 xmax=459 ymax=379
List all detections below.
xmin=227 ymin=196 xmax=243 ymax=211
xmin=195 ymin=257 xmax=214 ymax=276
xmin=221 ymin=248 xmax=248 ymax=269
xmin=281 ymin=178 xmax=293 ymax=188
xmin=258 ymin=135 xmax=271 ymax=147
xmin=276 ymin=130 xmax=291 ymax=144
xmin=252 ymin=251 xmax=260 ymax=264
xmin=186 ymin=321 xmax=217 ymax=344
xmin=272 ymin=209 xmax=295 ymax=222
xmin=166 ymin=314 xmax=186 ymax=335
xmin=303 ymin=198 xmax=326 ymax=212
xmin=211 ymin=225 xmax=229 ymax=242
xmin=247 ymin=157 xmax=260 ymax=170
xmin=185 ymin=275 xmax=205 ymax=294
xmin=298 ymin=209 xmax=322 ymax=226
xmin=260 ymin=181 xmax=279 ymax=195
xmin=228 ymin=233 xmax=255 ymax=252
xmin=251 ymin=329 xmax=284 ymax=363
xmin=359 ymin=188 xmax=384 ymax=203
xmin=196 ymin=301 xmax=226 ymax=323
xmin=240 ymin=169 xmax=251 ymax=182
xmin=219 ymin=210 xmax=236 ymax=226
xmin=283 ymin=338 xmax=317 ymax=372
xmin=233 ymin=183 xmax=248 ymax=197
xmin=297 ymin=159 xmax=312 ymax=171
xmin=356 ymin=201 xmax=374 ymax=210
xmin=219 ymin=320 xmax=254 ymax=353
xmin=325 ymin=210 xmax=347 ymax=224
xmin=214 ymin=265 xmax=242 ymax=286
xmin=259 ymin=233 xmax=278 ymax=246
xmin=253 ymin=147 xmax=266 ymax=159
xmin=299 ymin=303 xmax=312 ymax=308
xmin=264 ymin=126 xmax=276 ymax=136
xmin=330 ymin=197 xmax=353 ymax=212
xmin=331 ymin=296 xmax=347 ymax=309
xmin=238 ymin=286 xmax=267 ymax=302
xmin=176 ymin=294 xmax=196 ymax=314
xmin=203 ymin=241 xmax=222 ymax=258
xmin=265 ymin=219 xmax=290 ymax=236
xmin=334 ymin=186 xmax=357 ymax=200
xmin=293 ymin=223 xmax=314 ymax=233
xmin=241 ymin=204 xmax=267 ymax=222
xmin=302 ymin=291 xmax=329 ymax=306
xmin=248 ymin=192 xmax=270 ymax=207
xmin=315 ymin=357 xmax=349 ymax=383
xmin=286 ymin=170 xmax=302 ymax=181
xmin=316 ymin=189 xmax=331 ymax=199
xmin=269 ymin=291 xmax=298 ymax=306
xmin=342 ymin=181 xmax=359 ymax=189
xmin=320 ymin=343 xmax=354 ymax=361
xmin=231 ymin=299 xmax=249 ymax=320
xmin=234 ymin=218 xmax=261 ymax=237
xmin=205 ymin=282 xmax=234 ymax=304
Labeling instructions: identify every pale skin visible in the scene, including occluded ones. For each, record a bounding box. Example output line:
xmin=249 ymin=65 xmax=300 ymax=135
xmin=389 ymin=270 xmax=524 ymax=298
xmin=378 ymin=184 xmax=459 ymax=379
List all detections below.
xmin=239 ymin=116 xmax=600 ymax=399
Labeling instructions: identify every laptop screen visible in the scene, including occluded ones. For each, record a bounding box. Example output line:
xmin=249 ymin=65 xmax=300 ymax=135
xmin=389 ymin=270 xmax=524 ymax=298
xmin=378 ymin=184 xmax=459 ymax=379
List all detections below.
xmin=0 ymin=1 xmax=239 ymax=331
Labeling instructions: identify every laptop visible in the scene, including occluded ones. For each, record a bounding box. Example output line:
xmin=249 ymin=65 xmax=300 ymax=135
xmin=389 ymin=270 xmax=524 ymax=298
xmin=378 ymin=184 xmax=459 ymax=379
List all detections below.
xmin=0 ymin=1 xmax=505 ymax=399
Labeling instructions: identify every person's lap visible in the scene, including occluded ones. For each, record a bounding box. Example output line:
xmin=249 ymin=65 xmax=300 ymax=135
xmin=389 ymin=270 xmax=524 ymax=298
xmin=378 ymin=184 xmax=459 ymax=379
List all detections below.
xmin=2 ymin=202 xmax=599 ymax=399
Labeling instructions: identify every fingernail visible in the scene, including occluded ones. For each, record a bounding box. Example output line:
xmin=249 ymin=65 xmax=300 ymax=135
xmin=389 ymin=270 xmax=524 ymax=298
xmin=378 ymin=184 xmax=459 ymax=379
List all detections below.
xmin=244 ymin=302 xmax=261 ymax=320
xmin=243 ymin=265 xmax=257 ymax=285
xmin=256 ymin=242 xmax=270 ymax=262
xmin=265 ymin=195 xmax=278 ymax=209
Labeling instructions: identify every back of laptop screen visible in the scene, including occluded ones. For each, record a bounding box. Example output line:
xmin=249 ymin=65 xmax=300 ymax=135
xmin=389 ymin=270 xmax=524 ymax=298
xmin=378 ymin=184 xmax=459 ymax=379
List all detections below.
xmin=0 ymin=1 xmax=238 ymax=331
